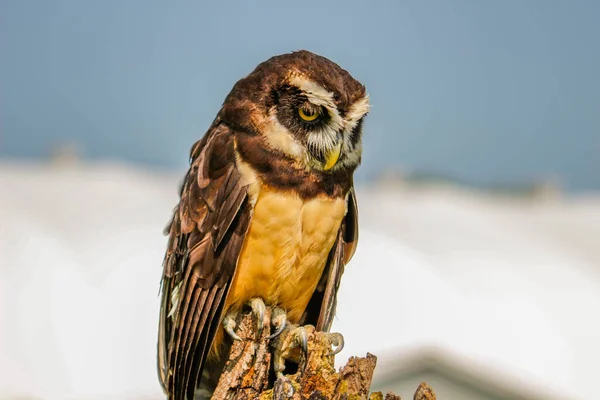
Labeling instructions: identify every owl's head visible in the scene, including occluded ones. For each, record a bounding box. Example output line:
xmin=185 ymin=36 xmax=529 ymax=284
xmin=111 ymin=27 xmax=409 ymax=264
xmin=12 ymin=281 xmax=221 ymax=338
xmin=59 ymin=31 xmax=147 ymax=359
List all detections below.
xmin=220 ymin=50 xmax=370 ymax=173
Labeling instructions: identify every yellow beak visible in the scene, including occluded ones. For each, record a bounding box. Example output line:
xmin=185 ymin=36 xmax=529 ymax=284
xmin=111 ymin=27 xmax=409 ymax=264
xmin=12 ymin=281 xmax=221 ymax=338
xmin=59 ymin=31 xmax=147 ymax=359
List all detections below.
xmin=323 ymin=142 xmax=342 ymax=171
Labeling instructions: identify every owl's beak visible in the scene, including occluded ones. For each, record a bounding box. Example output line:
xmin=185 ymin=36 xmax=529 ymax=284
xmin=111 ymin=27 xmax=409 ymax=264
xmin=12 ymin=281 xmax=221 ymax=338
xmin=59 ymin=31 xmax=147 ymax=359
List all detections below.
xmin=323 ymin=141 xmax=342 ymax=170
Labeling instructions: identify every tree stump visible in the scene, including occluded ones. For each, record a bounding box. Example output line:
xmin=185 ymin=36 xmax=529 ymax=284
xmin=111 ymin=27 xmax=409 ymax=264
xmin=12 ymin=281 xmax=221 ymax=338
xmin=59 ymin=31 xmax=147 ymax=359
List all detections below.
xmin=212 ymin=308 xmax=436 ymax=400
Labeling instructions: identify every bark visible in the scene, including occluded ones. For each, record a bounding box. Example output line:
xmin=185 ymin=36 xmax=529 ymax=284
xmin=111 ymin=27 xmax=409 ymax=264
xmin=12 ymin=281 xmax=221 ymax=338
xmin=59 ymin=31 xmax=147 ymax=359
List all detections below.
xmin=212 ymin=308 xmax=436 ymax=400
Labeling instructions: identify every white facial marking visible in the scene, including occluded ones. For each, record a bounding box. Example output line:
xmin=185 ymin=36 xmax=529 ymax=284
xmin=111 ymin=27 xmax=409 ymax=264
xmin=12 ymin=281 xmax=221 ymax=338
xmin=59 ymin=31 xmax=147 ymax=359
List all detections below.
xmin=345 ymin=95 xmax=371 ymax=126
xmin=234 ymin=140 xmax=261 ymax=207
xmin=289 ymin=75 xmax=334 ymax=106
xmin=336 ymin=95 xmax=370 ymax=170
xmin=266 ymin=74 xmax=370 ymax=172
xmin=289 ymin=75 xmax=344 ymax=132
xmin=262 ymin=111 xmax=306 ymax=159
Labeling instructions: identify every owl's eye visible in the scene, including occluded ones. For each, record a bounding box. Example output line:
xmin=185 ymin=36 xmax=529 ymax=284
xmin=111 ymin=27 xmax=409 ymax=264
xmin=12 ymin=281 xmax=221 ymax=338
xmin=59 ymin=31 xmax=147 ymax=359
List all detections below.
xmin=298 ymin=106 xmax=320 ymax=122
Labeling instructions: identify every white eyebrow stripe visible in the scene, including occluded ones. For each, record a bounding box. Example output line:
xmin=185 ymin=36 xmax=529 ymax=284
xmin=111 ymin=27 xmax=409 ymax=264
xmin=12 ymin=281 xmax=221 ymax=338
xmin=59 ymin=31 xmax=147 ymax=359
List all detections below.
xmin=289 ymin=75 xmax=335 ymax=105
xmin=345 ymin=95 xmax=371 ymax=123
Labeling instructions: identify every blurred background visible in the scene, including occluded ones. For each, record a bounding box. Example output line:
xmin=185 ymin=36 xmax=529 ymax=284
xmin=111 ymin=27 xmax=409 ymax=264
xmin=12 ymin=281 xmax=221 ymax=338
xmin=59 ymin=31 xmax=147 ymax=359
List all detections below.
xmin=1 ymin=1 xmax=599 ymax=399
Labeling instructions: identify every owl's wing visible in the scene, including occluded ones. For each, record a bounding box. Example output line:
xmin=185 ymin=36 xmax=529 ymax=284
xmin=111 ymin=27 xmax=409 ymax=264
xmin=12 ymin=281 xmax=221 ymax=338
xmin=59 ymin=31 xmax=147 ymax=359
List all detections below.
xmin=306 ymin=185 xmax=359 ymax=332
xmin=157 ymin=121 xmax=250 ymax=400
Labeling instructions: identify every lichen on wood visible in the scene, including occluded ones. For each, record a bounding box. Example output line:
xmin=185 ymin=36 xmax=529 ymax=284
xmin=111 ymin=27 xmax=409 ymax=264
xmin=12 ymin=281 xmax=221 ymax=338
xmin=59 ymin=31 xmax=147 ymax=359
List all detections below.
xmin=212 ymin=307 xmax=436 ymax=400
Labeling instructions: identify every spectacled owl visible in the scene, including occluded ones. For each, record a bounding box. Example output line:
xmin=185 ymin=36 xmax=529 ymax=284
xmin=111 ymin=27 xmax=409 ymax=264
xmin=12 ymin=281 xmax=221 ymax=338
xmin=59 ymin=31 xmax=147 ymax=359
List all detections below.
xmin=157 ymin=50 xmax=370 ymax=400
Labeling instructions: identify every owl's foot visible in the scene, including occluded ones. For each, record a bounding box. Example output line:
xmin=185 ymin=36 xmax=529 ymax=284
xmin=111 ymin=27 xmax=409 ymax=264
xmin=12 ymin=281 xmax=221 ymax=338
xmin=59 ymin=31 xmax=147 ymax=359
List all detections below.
xmin=269 ymin=306 xmax=287 ymax=340
xmin=272 ymin=324 xmax=309 ymax=379
xmin=222 ymin=297 xmax=267 ymax=341
xmin=222 ymin=311 xmax=241 ymax=341
xmin=272 ymin=325 xmax=345 ymax=378
xmin=324 ymin=332 xmax=344 ymax=356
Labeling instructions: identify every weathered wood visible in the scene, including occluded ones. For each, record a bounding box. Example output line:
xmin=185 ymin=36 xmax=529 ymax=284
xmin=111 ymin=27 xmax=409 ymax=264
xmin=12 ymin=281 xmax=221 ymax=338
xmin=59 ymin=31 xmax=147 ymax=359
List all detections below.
xmin=212 ymin=308 xmax=435 ymax=400
xmin=413 ymin=383 xmax=436 ymax=400
xmin=211 ymin=308 xmax=273 ymax=400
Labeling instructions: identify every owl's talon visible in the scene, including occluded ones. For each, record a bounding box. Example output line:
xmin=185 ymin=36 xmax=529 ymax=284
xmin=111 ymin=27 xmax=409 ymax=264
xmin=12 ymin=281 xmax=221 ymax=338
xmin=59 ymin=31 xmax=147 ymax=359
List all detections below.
xmin=269 ymin=307 xmax=287 ymax=340
xmin=325 ymin=332 xmax=344 ymax=356
xmin=223 ymin=312 xmax=241 ymax=341
xmin=248 ymin=297 xmax=266 ymax=335
xmin=223 ymin=298 xmax=267 ymax=341
xmin=298 ymin=327 xmax=308 ymax=354
xmin=272 ymin=325 xmax=311 ymax=377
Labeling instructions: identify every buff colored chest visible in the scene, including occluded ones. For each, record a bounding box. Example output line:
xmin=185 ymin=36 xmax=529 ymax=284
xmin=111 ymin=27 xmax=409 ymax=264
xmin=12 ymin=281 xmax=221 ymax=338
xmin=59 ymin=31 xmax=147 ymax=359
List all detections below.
xmin=225 ymin=185 xmax=347 ymax=323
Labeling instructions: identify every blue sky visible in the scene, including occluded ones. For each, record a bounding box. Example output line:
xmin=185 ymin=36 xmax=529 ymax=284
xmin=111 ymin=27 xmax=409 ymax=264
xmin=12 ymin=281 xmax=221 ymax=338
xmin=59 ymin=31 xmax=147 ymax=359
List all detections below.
xmin=1 ymin=0 xmax=598 ymax=190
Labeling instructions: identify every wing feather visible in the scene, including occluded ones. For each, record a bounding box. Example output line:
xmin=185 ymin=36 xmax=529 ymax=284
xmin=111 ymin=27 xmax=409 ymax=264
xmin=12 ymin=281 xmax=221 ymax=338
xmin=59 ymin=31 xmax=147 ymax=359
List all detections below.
xmin=157 ymin=122 xmax=250 ymax=400
xmin=186 ymin=286 xmax=226 ymax=397
xmin=181 ymin=286 xmax=216 ymax=398
xmin=307 ymin=186 xmax=359 ymax=332
xmin=342 ymin=186 xmax=359 ymax=265
xmin=176 ymin=286 xmax=208 ymax=393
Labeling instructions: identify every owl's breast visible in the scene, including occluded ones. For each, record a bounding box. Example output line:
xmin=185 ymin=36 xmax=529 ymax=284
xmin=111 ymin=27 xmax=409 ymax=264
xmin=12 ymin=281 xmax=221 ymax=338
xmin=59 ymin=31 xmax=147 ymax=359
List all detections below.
xmin=225 ymin=184 xmax=347 ymax=323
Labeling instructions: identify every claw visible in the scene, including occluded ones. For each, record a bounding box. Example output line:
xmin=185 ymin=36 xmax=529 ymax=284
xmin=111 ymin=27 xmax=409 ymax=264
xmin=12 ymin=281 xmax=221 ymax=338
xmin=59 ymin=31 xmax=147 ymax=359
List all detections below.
xmin=223 ymin=312 xmax=241 ymax=341
xmin=222 ymin=298 xmax=267 ymax=341
xmin=272 ymin=325 xmax=310 ymax=377
xmin=297 ymin=327 xmax=308 ymax=354
xmin=248 ymin=297 xmax=266 ymax=335
xmin=325 ymin=332 xmax=344 ymax=356
xmin=269 ymin=307 xmax=287 ymax=340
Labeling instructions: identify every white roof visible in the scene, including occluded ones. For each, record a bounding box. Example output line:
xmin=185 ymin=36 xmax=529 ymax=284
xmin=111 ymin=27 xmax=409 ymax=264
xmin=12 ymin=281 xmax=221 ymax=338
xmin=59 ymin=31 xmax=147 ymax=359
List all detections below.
xmin=1 ymin=162 xmax=599 ymax=399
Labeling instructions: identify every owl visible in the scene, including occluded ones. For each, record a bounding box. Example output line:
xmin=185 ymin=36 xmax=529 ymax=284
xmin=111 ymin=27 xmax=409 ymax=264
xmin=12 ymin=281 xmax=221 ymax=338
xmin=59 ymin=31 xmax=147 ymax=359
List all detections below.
xmin=157 ymin=50 xmax=370 ymax=399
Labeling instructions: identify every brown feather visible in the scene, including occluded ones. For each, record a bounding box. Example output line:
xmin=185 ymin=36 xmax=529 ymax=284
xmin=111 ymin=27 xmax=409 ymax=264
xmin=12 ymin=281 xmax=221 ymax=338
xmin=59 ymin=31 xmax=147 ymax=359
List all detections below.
xmin=305 ymin=186 xmax=359 ymax=332
xmin=157 ymin=121 xmax=250 ymax=400
xmin=176 ymin=286 xmax=207 ymax=395
xmin=188 ymin=286 xmax=226 ymax=396
xmin=182 ymin=286 xmax=216 ymax=397
xmin=342 ymin=186 xmax=359 ymax=265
